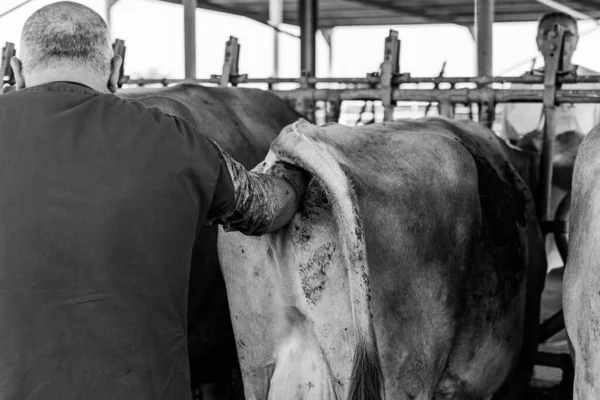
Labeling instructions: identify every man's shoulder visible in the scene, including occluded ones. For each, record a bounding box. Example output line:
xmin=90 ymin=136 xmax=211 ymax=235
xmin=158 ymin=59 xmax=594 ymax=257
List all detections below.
xmin=107 ymin=94 xmax=189 ymax=131
xmin=521 ymin=67 xmax=544 ymax=77
xmin=577 ymin=65 xmax=600 ymax=76
xmin=518 ymin=65 xmax=600 ymax=77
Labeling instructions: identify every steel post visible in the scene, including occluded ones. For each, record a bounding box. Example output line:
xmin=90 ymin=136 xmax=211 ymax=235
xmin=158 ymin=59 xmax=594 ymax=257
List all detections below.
xmin=269 ymin=0 xmax=283 ymax=79
xmin=538 ymin=26 xmax=564 ymax=221
xmin=475 ymin=0 xmax=494 ymax=77
xmin=299 ymin=0 xmax=317 ymax=78
xmin=183 ymin=0 xmax=197 ymax=79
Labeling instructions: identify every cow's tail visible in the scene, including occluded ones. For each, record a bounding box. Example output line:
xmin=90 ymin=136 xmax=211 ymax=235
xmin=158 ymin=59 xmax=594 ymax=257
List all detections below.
xmin=271 ymin=119 xmax=385 ymax=400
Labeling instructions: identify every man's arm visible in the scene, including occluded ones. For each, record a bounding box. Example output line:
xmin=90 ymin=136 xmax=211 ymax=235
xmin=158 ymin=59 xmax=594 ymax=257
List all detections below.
xmin=205 ymin=140 xmax=310 ymax=236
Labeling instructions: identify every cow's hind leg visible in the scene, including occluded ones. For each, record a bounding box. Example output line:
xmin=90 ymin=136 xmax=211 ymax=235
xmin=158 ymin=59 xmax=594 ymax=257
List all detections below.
xmin=564 ymin=267 xmax=600 ymax=400
xmin=268 ymin=307 xmax=339 ymax=400
xmin=434 ymin=235 xmax=531 ymax=400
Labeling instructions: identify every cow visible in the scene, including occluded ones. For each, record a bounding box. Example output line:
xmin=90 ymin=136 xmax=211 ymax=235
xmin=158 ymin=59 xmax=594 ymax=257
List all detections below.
xmin=563 ymin=124 xmax=600 ymax=400
xmin=217 ymin=117 xmax=547 ymax=400
xmin=117 ymin=84 xmax=300 ymax=399
xmin=512 ymin=129 xmax=584 ymax=270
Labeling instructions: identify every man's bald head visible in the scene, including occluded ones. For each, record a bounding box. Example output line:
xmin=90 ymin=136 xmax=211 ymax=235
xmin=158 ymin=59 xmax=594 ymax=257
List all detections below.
xmin=21 ymin=2 xmax=112 ymax=75
xmin=11 ymin=1 xmax=121 ymax=93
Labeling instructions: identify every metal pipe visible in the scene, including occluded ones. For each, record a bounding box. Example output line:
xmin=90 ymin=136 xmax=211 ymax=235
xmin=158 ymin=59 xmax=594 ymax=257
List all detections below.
xmin=125 ymin=75 xmax=600 ymax=86
xmin=534 ymin=352 xmax=573 ymax=369
xmin=299 ymin=0 xmax=317 ymax=78
xmin=183 ymin=0 xmax=197 ymax=79
xmin=555 ymin=191 xmax=571 ymax=265
xmin=0 ymin=0 xmax=36 ymax=20
xmin=269 ymin=0 xmax=283 ymax=78
xmin=105 ymin=0 xmax=121 ymax=30
xmin=475 ymin=0 xmax=494 ymax=77
xmin=539 ymin=108 xmax=557 ymax=220
xmin=121 ymin=80 xmax=600 ymax=104
xmin=266 ymin=87 xmax=600 ymax=103
xmin=538 ymin=310 xmax=565 ymax=343
xmin=106 ymin=0 xmax=112 ymax=29
xmin=537 ymin=26 xmax=563 ymax=222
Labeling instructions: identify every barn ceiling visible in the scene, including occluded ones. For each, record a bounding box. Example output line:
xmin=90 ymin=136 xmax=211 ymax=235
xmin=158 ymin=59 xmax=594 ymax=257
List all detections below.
xmin=159 ymin=0 xmax=600 ymax=29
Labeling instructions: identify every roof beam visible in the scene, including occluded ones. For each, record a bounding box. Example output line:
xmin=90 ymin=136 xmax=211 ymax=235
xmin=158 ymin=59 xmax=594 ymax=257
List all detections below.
xmin=0 ymin=0 xmax=36 ymax=20
xmin=534 ymin=0 xmax=599 ymax=23
xmin=158 ymin=1 xmax=299 ymax=37
xmin=344 ymin=0 xmax=460 ymax=25
xmin=561 ymin=0 xmax=600 ymax=13
xmin=197 ymin=0 xmax=269 ymax=23
xmin=158 ymin=0 xmax=270 ymax=25
xmin=106 ymin=0 xmax=122 ymax=28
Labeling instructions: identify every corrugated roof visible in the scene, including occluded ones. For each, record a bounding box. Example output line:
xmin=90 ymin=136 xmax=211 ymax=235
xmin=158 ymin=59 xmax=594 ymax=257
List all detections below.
xmin=159 ymin=0 xmax=600 ymax=29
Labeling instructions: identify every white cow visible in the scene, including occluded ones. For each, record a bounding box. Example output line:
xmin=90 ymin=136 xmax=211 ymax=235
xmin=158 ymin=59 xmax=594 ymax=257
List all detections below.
xmin=219 ymin=118 xmax=546 ymax=400
xmin=564 ymin=124 xmax=600 ymax=400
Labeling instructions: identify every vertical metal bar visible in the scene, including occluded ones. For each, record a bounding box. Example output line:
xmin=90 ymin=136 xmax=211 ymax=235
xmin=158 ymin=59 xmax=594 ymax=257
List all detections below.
xmin=270 ymin=0 xmax=283 ymax=78
xmin=105 ymin=0 xmax=122 ymax=34
xmin=439 ymin=101 xmax=454 ymax=118
xmin=381 ymin=30 xmax=400 ymax=121
xmin=111 ymin=39 xmax=126 ymax=88
xmin=475 ymin=0 xmax=494 ymax=77
xmin=475 ymin=0 xmax=494 ymax=126
xmin=106 ymin=0 xmax=112 ymax=30
xmin=1 ymin=43 xmax=16 ymax=86
xmin=554 ymin=192 xmax=570 ymax=265
xmin=538 ymin=26 xmax=564 ymax=221
xmin=325 ymin=96 xmax=341 ymax=123
xmin=183 ymin=0 xmax=197 ymax=79
xmin=540 ymin=109 xmax=557 ymax=221
xmin=320 ymin=28 xmax=334 ymax=76
xmin=299 ymin=0 xmax=317 ymax=78
xmin=220 ymin=37 xmax=240 ymax=87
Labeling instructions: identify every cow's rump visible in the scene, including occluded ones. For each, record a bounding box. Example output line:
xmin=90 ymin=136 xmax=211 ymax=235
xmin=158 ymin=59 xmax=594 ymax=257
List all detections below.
xmin=218 ymin=118 xmax=545 ymax=400
xmin=118 ymin=84 xmax=300 ymax=392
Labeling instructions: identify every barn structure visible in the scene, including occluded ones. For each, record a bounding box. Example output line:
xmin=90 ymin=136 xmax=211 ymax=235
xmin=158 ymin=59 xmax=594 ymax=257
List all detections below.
xmin=104 ymin=0 xmax=600 ymax=398
xmin=3 ymin=0 xmax=600 ymax=398
xmin=105 ymin=0 xmax=600 ymax=80
xmin=116 ymin=1 xmax=600 ymax=397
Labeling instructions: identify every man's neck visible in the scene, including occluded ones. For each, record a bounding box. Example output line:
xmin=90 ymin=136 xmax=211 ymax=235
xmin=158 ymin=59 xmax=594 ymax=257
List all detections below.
xmin=23 ymin=69 xmax=108 ymax=93
xmin=562 ymin=62 xmax=577 ymax=73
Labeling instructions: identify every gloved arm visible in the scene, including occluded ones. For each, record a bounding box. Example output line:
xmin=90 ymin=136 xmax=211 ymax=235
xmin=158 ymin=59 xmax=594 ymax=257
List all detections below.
xmin=205 ymin=141 xmax=310 ymax=236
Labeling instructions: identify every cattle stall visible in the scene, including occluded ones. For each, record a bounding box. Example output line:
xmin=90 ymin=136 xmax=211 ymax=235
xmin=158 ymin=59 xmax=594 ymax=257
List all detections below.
xmin=111 ymin=35 xmax=584 ymax=399
xmin=2 ymin=0 xmax=599 ymax=398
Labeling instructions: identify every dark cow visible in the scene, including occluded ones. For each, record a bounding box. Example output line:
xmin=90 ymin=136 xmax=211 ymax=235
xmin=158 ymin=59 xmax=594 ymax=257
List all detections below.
xmin=515 ymin=129 xmax=584 ymax=193
xmin=506 ymin=130 xmax=585 ymax=270
xmin=218 ymin=118 xmax=546 ymax=399
xmin=118 ymin=84 xmax=300 ymax=398
xmin=563 ymin=124 xmax=600 ymax=400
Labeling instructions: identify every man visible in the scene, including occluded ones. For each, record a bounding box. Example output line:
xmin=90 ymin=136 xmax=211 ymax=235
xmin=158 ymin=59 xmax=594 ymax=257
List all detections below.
xmin=501 ymin=11 xmax=600 ymax=271
xmin=502 ymin=11 xmax=600 ymax=142
xmin=0 ymin=2 xmax=308 ymax=399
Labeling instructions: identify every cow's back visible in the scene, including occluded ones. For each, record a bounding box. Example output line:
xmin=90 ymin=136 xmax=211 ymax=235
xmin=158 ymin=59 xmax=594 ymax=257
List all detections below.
xmin=118 ymin=84 xmax=299 ymax=393
xmin=119 ymin=84 xmax=299 ymax=168
xmin=218 ymin=118 xmax=545 ymax=399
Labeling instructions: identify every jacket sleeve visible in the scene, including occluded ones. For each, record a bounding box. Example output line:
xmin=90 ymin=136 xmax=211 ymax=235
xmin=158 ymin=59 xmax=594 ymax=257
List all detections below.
xmin=204 ymin=139 xmax=306 ymax=236
xmin=141 ymin=104 xmax=306 ymax=237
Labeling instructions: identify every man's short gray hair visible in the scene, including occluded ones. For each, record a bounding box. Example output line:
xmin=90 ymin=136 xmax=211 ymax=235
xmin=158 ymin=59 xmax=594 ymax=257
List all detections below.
xmin=20 ymin=2 xmax=112 ymax=76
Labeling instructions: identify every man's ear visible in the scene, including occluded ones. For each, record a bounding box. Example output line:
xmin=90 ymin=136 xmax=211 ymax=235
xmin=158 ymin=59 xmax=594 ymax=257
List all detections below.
xmin=9 ymin=57 xmax=26 ymax=90
xmin=107 ymin=55 xmax=122 ymax=93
